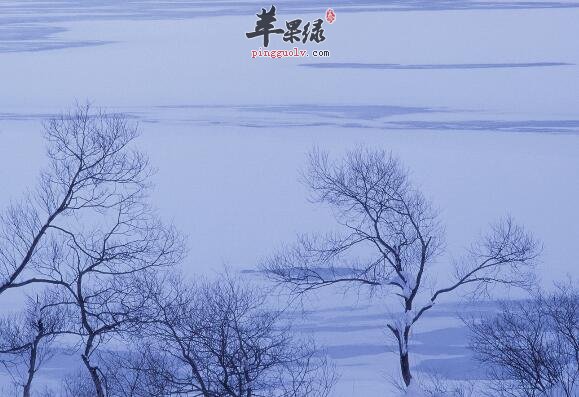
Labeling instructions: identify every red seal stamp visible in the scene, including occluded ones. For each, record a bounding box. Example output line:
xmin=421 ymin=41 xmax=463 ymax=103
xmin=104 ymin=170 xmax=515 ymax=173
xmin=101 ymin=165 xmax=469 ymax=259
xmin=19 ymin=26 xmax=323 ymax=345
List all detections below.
xmin=325 ymin=8 xmax=336 ymax=24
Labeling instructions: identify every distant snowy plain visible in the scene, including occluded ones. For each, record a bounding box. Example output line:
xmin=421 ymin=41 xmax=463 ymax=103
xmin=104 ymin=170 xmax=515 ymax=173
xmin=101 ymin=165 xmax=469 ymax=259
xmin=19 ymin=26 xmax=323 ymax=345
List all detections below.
xmin=1 ymin=1 xmax=578 ymax=395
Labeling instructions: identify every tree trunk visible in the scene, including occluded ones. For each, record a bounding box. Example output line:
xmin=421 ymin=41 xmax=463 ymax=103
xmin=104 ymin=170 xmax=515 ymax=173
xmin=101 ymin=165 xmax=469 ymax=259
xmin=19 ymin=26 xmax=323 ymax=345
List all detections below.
xmin=399 ymin=351 xmax=412 ymax=387
xmin=23 ymin=373 xmax=33 ymax=397
xmin=399 ymin=325 xmax=412 ymax=387
xmin=82 ymin=354 xmax=106 ymax=397
xmin=23 ymin=334 xmax=41 ymax=397
xmin=390 ymin=324 xmax=414 ymax=387
xmin=23 ymin=360 xmax=35 ymax=397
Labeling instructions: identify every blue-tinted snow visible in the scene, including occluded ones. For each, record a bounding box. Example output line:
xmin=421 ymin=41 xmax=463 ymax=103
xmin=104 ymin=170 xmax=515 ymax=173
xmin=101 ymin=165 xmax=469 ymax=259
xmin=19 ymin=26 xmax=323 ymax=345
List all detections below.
xmin=1 ymin=1 xmax=578 ymax=395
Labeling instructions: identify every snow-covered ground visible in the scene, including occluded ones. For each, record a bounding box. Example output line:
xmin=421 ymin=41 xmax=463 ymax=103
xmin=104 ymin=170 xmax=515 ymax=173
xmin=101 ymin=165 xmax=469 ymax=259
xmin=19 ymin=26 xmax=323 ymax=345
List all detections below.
xmin=1 ymin=1 xmax=578 ymax=395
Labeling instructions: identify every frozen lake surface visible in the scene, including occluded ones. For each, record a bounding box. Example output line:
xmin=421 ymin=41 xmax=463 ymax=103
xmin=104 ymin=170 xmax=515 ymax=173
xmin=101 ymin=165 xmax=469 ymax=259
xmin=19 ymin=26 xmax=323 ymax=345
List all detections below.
xmin=1 ymin=1 xmax=578 ymax=395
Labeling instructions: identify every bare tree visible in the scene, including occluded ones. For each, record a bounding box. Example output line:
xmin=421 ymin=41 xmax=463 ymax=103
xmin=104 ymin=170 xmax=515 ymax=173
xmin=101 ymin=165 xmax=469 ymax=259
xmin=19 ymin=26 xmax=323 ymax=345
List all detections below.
xmin=0 ymin=103 xmax=149 ymax=294
xmin=43 ymin=189 xmax=182 ymax=397
xmin=467 ymin=284 xmax=578 ymax=397
xmin=0 ymin=293 xmax=66 ymax=397
xmin=128 ymin=273 xmax=335 ymax=397
xmin=45 ymin=199 xmax=182 ymax=397
xmin=0 ymin=105 xmax=184 ymax=396
xmin=262 ymin=148 xmax=539 ymax=387
xmin=0 ymin=105 xmax=185 ymax=397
